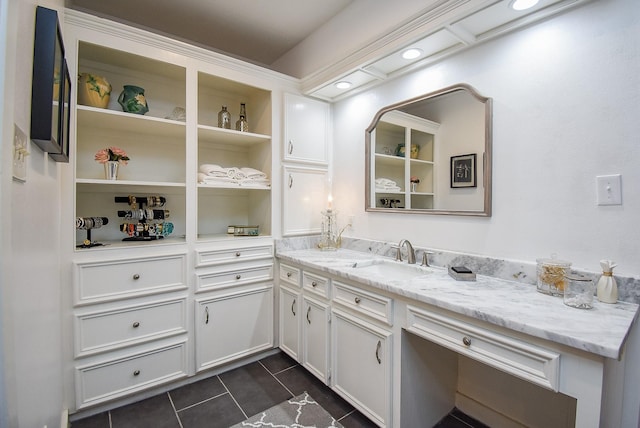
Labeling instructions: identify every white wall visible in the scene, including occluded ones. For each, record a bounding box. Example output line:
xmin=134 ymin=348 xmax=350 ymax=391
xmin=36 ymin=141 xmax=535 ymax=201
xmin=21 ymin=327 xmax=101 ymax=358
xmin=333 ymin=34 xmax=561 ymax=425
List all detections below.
xmin=0 ymin=0 xmax=66 ymax=427
xmin=333 ymin=0 xmax=639 ymax=278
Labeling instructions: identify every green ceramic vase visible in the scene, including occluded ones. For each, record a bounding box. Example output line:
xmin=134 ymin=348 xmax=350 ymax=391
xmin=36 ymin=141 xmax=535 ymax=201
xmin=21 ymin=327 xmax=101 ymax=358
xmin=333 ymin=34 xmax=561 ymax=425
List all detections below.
xmin=118 ymin=85 xmax=149 ymax=115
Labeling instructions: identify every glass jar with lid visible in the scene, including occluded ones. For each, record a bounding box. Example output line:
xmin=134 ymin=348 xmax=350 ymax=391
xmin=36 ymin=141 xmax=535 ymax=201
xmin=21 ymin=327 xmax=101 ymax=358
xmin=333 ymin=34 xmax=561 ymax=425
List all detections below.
xmin=563 ymin=273 xmax=595 ymax=309
xmin=536 ymin=256 xmax=571 ymax=296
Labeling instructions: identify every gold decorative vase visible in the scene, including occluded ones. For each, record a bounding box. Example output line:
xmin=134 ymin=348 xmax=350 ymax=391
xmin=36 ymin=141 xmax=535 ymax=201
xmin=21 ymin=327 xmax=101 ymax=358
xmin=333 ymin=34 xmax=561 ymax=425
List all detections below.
xmin=78 ymin=73 xmax=112 ymax=109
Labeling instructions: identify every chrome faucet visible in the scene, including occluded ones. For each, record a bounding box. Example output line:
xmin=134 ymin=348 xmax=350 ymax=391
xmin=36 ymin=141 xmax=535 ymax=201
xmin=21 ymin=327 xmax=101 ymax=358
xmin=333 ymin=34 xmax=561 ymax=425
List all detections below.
xmin=397 ymin=239 xmax=416 ymax=264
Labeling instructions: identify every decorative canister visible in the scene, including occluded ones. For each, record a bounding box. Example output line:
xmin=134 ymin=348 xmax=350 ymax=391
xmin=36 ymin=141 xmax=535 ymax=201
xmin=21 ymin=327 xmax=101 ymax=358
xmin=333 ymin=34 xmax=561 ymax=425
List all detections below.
xmin=118 ymin=85 xmax=149 ymax=115
xmin=563 ymin=273 xmax=595 ymax=309
xmin=395 ymin=143 xmax=420 ymax=158
xmin=77 ymin=73 xmax=112 ymax=108
xmin=536 ymin=256 xmax=571 ymax=296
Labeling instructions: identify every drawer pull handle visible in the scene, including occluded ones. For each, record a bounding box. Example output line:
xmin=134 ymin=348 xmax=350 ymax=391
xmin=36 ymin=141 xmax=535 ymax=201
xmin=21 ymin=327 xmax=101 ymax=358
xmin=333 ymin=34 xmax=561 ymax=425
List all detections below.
xmin=288 ymin=174 xmax=293 ymax=188
xmin=132 ymin=322 xmax=140 ymax=328
xmin=462 ymin=336 xmax=472 ymax=347
xmin=291 ymin=299 xmax=296 ymax=316
xmin=286 ymin=272 xmax=292 ymax=278
xmin=288 ymin=140 xmax=294 ymax=155
xmin=375 ymin=340 xmax=382 ymax=364
xmin=236 ymin=274 xmax=241 ymax=280
xmin=235 ymin=252 xmax=241 ymax=257
xmin=132 ymin=274 xmax=140 ymax=280
xmin=311 ymin=281 xmax=317 ymax=287
xmin=354 ymin=297 xmax=361 ymax=304
xmin=133 ymin=370 xmax=140 ymax=376
xmin=306 ymin=306 xmax=311 ymax=324
xmin=205 ymin=306 xmax=209 ymax=324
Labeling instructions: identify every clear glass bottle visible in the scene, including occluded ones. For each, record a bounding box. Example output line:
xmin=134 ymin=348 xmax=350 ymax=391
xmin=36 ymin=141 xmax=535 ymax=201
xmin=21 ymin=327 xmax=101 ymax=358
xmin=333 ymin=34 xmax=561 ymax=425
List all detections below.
xmin=218 ymin=105 xmax=231 ymax=129
xmin=236 ymin=103 xmax=248 ymax=132
xmin=536 ymin=255 xmax=571 ymax=296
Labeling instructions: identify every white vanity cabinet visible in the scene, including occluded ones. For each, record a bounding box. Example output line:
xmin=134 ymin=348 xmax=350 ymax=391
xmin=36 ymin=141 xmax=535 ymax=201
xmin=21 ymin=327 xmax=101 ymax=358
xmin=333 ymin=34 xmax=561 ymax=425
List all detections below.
xmin=279 ymin=263 xmax=301 ymax=360
xmin=72 ymin=252 xmax=189 ymax=409
xmin=331 ymin=280 xmax=393 ymax=427
xmin=301 ymin=272 xmax=331 ymax=384
xmin=194 ymin=244 xmax=274 ymax=372
xmin=283 ymin=93 xmax=330 ymax=166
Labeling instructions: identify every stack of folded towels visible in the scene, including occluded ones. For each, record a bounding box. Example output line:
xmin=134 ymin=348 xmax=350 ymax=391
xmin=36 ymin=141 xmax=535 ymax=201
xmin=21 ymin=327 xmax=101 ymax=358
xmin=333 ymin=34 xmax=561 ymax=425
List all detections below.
xmin=375 ymin=177 xmax=401 ymax=192
xmin=198 ymin=164 xmax=271 ymax=187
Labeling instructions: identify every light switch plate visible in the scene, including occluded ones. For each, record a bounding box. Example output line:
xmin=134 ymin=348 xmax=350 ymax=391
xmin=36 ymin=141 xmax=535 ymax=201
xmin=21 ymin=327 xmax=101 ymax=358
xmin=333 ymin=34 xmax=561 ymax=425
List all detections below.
xmin=596 ymin=174 xmax=622 ymax=206
xmin=12 ymin=124 xmax=28 ymax=182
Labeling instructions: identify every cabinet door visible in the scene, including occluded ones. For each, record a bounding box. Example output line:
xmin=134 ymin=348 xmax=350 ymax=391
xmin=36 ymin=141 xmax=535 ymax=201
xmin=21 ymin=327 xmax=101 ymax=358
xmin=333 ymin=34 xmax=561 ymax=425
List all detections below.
xmin=196 ymin=285 xmax=273 ymax=371
xmin=282 ymin=166 xmax=328 ymax=236
xmin=302 ymin=296 xmax=330 ymax=384
xmin=332 ymin=309 xmax=392 ymax=427
xmin=279 ymin=286 xmax=300 ymax=361
xmin=284 ymin=93 xmax=330 ymax=165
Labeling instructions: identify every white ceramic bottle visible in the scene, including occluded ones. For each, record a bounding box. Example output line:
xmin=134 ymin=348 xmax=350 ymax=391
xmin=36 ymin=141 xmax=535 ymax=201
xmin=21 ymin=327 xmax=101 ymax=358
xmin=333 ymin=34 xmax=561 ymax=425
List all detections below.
xmin=596 ymin=260 xmax=618 ymax=304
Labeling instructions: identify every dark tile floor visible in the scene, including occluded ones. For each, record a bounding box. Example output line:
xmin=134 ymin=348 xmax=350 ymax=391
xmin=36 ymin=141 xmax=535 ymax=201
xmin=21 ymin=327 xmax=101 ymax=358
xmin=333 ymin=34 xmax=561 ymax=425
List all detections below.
xmin=70 ymin=350 xmax=488 ymax=428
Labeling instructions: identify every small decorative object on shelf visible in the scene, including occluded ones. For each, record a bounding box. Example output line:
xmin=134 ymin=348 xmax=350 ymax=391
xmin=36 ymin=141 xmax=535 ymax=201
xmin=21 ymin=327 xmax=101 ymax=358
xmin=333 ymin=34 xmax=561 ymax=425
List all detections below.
xmin=410 ymin=176 xmax=420 ymax=192
xmin=236 ymin=102 xmax=248 ymax=132
xmin=118 ymin=85 xmax=149 ymax=115
xmin=227 ymin=225 xmax=259 ymax=236
xmin=596 ymin=260 xmax=618 ymax=303
xmin=218 ymin=105 xmax=231 ymax=129
xmin=115 ymin=195 xmax=173 ymax=241
xmin=564 ymin=273 xmax=595 ymax=309
xmin=78 ymin=73 xmax=111 ymax=108
xmin=76 ymin=216 xmax=109 ymax=248
xmin=395 ymin=143 xmax=420 ymax=158
xmin=95 ymin=146 xmax=130 ymax=180
xmin=164 ymin=106 xmax=186 ymax=121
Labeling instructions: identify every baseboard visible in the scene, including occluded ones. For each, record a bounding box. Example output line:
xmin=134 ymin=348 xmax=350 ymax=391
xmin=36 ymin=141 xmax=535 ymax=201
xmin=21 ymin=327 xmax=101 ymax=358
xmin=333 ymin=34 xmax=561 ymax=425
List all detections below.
xmin=455 ymin=392 xmax=526 ymax=428
xmin=60 ymin=409 xmax=69 ymax=428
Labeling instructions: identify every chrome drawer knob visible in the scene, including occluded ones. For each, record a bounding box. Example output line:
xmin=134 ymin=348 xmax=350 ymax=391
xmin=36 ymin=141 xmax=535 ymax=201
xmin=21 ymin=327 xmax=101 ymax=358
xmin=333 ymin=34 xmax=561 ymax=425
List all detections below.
xmin=132 ymin=322 xmax=140 ymax=328
xmin=236 ymin=274 xmax=241 ymax=280
xmin=311 ymin=281 xmax=317 ymax=287
xmin=286 ymin=272 xmax=292 ymax=277
xmin=133 ymin=370 xmax=140 ymax=376
xmin=235 ymin=252 xmax=241 ymax=257
xmin=462 ymin=336 xmax=472 ymax=347
xmin=132 ymin=274 xmax=140 ymax=280
xmin=354 ymin=297 xmax=361 ymax=304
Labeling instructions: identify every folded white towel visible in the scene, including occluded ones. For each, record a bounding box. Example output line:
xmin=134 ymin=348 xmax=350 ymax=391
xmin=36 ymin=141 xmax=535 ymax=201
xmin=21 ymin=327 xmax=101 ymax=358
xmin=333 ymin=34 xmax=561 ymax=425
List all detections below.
xmin=375 ymin=178 xmax=399 ymax=188
xmin=199 ymin=164 xmax=228 ymax=177
xmin=376 ymin=185 xmax=401 ymax=192
xmin=240 ymin=167 xmax=268 ymax=180
xmin=198 ymin=172 xmax=238 ymax=185
xmin=239 ymin=178 xmax=271 ymax=187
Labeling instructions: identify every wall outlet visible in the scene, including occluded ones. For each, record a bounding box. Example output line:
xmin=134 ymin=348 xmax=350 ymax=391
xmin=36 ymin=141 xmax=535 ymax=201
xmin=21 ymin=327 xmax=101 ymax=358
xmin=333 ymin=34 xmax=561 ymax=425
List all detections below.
xmin=596 ymin=174 xmax=622 ymax=206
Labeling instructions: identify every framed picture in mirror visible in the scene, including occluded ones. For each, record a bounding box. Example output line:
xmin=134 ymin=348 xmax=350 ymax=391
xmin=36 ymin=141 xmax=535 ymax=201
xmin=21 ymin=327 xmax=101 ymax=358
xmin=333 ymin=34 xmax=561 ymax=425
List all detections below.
xmin=451 ymin=153 xmax=476 ymax=188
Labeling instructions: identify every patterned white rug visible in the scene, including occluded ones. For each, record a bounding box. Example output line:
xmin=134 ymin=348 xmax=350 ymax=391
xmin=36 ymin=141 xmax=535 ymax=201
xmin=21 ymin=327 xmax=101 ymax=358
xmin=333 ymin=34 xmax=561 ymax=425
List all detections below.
xmin=231 ymin=391 xmax=344 ymax=428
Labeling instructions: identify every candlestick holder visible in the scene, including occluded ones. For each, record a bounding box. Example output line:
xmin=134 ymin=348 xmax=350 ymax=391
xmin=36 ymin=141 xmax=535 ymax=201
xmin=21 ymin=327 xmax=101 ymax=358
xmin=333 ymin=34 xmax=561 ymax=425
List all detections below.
xmin=319 ymin=208 xmax=338 ymax=251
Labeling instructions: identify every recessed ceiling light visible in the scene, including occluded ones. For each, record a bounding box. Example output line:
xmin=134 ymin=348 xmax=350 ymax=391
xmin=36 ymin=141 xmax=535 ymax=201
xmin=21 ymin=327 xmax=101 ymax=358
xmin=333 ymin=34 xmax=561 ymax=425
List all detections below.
xmin=402 ymin=48 xmax=423 ymax=60
xmin=335 ymin=81 xmax=352 ymax=89
xmin=510 ymin=0 xmax=539 ymax=11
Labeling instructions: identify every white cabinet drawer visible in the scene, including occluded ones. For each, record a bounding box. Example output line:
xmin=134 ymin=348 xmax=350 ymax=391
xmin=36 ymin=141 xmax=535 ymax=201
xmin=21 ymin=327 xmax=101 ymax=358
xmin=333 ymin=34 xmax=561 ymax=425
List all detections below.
xmin=196 ymin=245 xmax=273 ymax=267
xmin=303 ymin=271 xmax=330 ymax=299
xmin=279 ymin=263 xmax=301 ymax=287
xmin=196 ymin=263 xmax=273 ymax=292
xmin=74 ymin=255 xmax=187 ymax=305
xmin=75 ymin=341 xmax=187 ymax=408
xmin=333 ymin=280 xmax=393 ymax=326
xmin=406 ymin=305 xmax=560 ymax=391
xmin=74 ymin=298 xmax=187 ymax=357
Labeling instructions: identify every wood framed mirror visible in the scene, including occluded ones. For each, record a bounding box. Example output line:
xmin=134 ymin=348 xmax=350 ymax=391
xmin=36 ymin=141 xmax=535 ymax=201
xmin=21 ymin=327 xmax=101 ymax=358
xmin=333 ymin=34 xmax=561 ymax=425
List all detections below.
xmin=365 ymin=83 xmax=492 ymax=216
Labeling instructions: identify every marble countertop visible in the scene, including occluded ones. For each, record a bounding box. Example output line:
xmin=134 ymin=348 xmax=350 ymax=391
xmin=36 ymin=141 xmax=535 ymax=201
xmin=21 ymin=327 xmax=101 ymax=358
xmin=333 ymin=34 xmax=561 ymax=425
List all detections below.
xmin=276 ymin=248 xmax=639 ymax=360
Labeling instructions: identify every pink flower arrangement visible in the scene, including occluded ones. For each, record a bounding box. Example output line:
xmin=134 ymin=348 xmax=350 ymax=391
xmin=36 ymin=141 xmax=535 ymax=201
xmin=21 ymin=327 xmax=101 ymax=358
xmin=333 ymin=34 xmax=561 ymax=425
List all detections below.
xmin=95 ymin=146 xmax=130 ymax=165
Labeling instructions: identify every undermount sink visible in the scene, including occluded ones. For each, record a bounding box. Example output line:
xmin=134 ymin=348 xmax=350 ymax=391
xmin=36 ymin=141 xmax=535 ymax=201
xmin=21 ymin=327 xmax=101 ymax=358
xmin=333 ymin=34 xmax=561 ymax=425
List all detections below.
xmin=352 ymin=259 xmax=433 ymax=280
